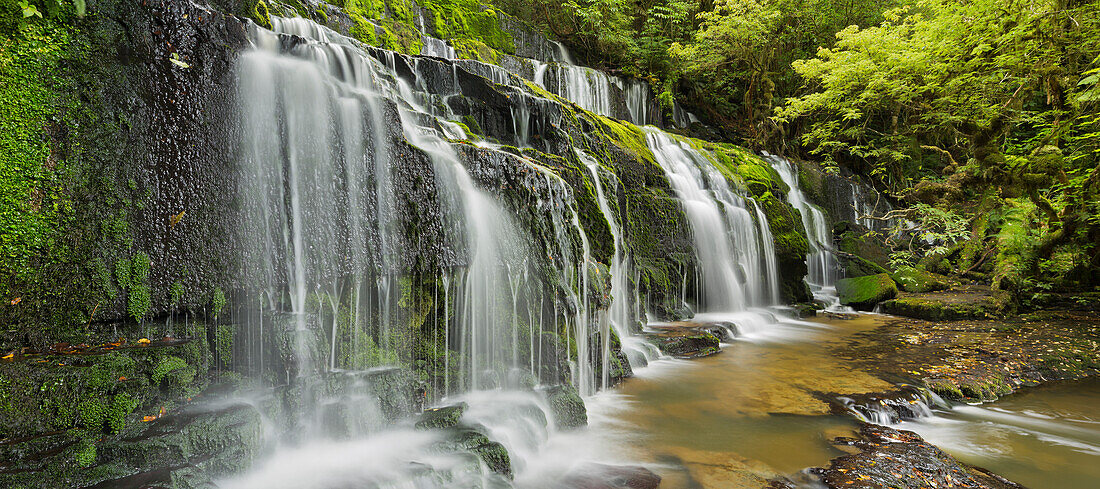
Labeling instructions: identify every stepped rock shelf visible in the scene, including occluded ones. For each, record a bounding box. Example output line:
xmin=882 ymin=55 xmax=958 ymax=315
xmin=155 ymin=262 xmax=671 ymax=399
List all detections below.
xmin=2 ymin=1 xmax=1096 ymax=489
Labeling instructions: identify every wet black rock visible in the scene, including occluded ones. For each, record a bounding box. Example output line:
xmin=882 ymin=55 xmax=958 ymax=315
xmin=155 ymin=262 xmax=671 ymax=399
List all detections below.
xmin=815 ymin=423 xmax=1025 ymax=489
xmin=657 ymin=333 xmax=721 ymax=358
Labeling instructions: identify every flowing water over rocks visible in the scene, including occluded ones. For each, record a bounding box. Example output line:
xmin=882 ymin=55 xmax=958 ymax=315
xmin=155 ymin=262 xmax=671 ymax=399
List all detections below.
xmin=3 ymin=2 xmax=1098 ymax=488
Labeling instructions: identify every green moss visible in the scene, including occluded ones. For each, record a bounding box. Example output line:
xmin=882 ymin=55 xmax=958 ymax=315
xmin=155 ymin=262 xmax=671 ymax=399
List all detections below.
xmin=348 ymin=13 xmax=379 ymax=45
xmin=248 ymin=0 xmax=273 ymax=29
xmin=836 ymin=273 xmax=898 ymax=309
xmin=170 ymin=281 xmax=184 ymax=307
xmin=890 ymin=266 xmax=949 ymax=293
xmin=114 ymin=258 xmax=131 ymax=290
xmin=131 ymin=251 xmax=150 ymax=282
xmin=0 ymin=21 xmax=70 ymax=312
xmin=78 ymin=398 xmax=107 ymax=430
xmin=152 ymin=356 xmax=188 ymax=386
xmin=925 ymin=379 xmax=964 ymax=400
xmin=425 ymin=0 xmax=515 ymax=53
xmin=592 ymin=116 xmax=655 ymax=165
xmin=107 ymin=392 xmax=138 ymax=433
xmin=73 ymin=437 xmax=96 ymax=467
xmin=127 ymin=283 xmax=150 ymax=322
xmin=212 ymin=287 xmax=227 ymax=318
xmin=451 ymin=38 xmax=500 ymax=63
xmin=216 ymin=324 xmax=234 ymax=367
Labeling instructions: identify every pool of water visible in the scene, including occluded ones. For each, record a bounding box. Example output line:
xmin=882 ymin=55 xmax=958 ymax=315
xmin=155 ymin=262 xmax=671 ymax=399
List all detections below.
xmin=896 ymin=376 xmax=1100 ymax=489
xmin=581 ymin=313 xmax=894 ymax=487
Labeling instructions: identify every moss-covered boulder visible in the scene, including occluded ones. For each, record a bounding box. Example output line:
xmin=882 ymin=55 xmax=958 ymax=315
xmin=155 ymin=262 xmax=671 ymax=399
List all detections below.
xmin=431 ymin=428 xmax=513 ymax=477
xmin=655 ymin=333 xmax=721 ymax=359
xmin=890 ymin=266 xmax=950 ymax=293
xmin=539 ymin=384 xmax=587 ymax=430
xmin=835 ymin=222 xmax=891 ymax=278
xmin=879 ymin=286 xmax=1015 ymax=320
xmin=836 ymin=273 xmax=898 ymax=310
xmin=415 ymin=402 xmax=467 ymax=430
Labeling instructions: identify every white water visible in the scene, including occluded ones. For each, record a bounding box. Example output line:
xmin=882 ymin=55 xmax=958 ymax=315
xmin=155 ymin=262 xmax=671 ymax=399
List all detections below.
xmin=765 ymin=153 xmax=846 ymax=309
xmin=226 ymin=12 xmax=832 ymax=489
xmin=643 ymin=128 xmax=780 ymax=313
xmin=578 ymin=150 xmax=660 ymax=373
xmin=238 ymin=16 xmax=616 ymax=395
xmin=421 ymin=36 xmax=456 ymax=59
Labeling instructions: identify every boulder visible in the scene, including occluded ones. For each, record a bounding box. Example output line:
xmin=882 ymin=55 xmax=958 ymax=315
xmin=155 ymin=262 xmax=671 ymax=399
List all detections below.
xmin=836 ymin=274 xmax=898 ymax=310
xmin=415 ymin=403 xmax=467 ymax=430
xmin=656 ymin=333 xmax=722 ymax=358
xmin=817 ymin=424 xmax=1025 ymax=489
xmin=879 ymin=285 xmax=1015 ymax=320
xmin=539 ymin=384 xmax=588 ymax=430
xmin=890 ymin=266 xmax=950 ymax=293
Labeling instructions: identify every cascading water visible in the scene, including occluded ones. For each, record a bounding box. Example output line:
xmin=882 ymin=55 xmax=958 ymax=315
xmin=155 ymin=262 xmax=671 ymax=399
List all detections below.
xmin=578 ymin=150 xmax=660 ymax=372
xmin=643 ymin=128 xmax=779 ymax=313
xmin=238 ymin=12 xmax=608 ymax=405
xmin=641 ymin=128 xmax=790 ymax=341
xmin=765 ymin=153 xmax=845 ymax=308
xmin=227 ymin=14 xmax=638 ymax=488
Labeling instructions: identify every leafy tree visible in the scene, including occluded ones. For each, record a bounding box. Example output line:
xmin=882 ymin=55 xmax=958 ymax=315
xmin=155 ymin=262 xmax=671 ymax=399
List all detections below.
xmin=777 ymin=0 xmax=1100 ymax=289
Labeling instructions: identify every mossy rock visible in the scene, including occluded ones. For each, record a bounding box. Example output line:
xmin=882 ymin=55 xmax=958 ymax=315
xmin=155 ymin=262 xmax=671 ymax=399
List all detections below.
xmin=890 ymin=266 xmax=950 ymax=293
xmin=835 ymin=223 xmax=891 ymax=277
xmin=838 ymin=252 xmax=889 ymax=278
xmin=539 ymin=384 xmax=587 ymax=430
xmin=924 ymin=379 xmax=964 ymax=401
xmin=655 ymin=333 xmax=721 ymax=359
xmin=415 ymin=402 xmax=467 ymax=430
xmin=836 ymin=273 xmax=898 ymax=310
xmin=879 ymin=286 xmax=1015 ymax=320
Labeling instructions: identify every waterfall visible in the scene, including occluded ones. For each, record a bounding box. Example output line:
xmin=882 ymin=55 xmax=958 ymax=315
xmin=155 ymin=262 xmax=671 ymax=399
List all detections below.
xmin=421 ymin=36 xmax=456 ymax=59
xmin=238 ymin=17 xmax=611 ymax=399
xmin=643 ymin=129 xmax=779 ymax=312
xmin=578 ymin=150 xmax=659 ymax=371
xmin=765 ymin=154 xmax=844 ymax=307
xmin=528 ymin=43 xmax=653 ymax=126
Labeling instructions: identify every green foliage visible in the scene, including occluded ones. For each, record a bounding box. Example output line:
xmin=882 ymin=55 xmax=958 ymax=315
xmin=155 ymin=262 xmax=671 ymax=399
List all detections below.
xmin=170 ymin=281 xmax=183 ymax=307
xmin=73 ymin=437 xmax=96 ymax=467
xmin=127 ymin=283 xmax=150 ymax=322
xmin=909 ymin=204 xmax=969 ymax=256
xmin=152 ymin=355 xmax=188 ymax=386
xmin=215 ymin=324 xmax=234 ymax=367
xmin=78 ymin=398 xmax=106 ymax=429
xmin=107 ymin=391 xmax=137 ymax=433
xmin=212 ymin=286 xmax=226 ymax=319
xmin=114 ymin=258 xmax=131 ymax=290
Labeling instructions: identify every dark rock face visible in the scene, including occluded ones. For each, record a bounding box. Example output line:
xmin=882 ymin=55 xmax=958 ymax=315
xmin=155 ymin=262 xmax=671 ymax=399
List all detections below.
xmin=0 ymin=0 xmax=250 ymax=343
xmin=816 ymin=424 xmax=1025 ymax=489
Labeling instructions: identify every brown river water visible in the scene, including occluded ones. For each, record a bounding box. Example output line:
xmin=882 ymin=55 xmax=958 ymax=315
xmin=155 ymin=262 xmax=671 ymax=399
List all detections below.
xmin=577 ymin=312 xmax=1100 ymax=488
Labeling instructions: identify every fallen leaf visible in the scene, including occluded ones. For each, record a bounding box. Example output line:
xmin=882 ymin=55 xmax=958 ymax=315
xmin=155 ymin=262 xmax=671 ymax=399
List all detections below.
xmin=170 ymin=210 xmax=186 ymax=228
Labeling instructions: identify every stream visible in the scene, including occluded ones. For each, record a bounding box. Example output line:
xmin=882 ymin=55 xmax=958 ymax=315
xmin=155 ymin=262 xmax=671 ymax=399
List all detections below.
xmin=578 ymin=313 xmax=1100 ymax=488
xmin=896 ymin=377 xmax=1100 ymax=489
